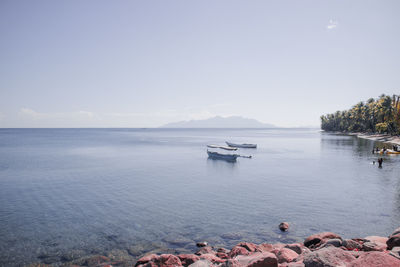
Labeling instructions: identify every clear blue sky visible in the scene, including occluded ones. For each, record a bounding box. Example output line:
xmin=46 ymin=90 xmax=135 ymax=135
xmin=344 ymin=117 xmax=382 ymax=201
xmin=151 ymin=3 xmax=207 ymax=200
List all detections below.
xmin=0 ymin=0 xmax=399 ymax=127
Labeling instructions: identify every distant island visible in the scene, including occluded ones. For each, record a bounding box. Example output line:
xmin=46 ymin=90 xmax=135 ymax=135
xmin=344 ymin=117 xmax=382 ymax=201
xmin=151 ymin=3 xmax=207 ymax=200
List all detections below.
xmin=160 ymin=116 xmax=275 ymax=128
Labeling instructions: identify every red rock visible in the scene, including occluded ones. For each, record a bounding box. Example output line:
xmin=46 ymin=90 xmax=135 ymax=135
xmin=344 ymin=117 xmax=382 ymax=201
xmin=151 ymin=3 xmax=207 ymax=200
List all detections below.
xmin=303 ymin=246 xmax=355 ymax=267
xmin=304 ymin=232 xmax=342 ymax=248
xmin=284 ymin=243 xmax=305 ymax=254
xmin=259 ymin=243 xmax=285 ymax=253
xmin=237 ymin=242 xmax=260 ymax=252
xmin=159 ymin=254 xmax=182 ymax=266
xmin=236 ymin=252 xmax=278 ymax=267
xmin=349 ymin=251 xmax=400 ymax=267
xmin=217 ymin=248 xmax=230 ymax=254
xmin=276 ymin=248 xmax=299 ymax=263
xmin=199 ymin=253 xmax=225 ymax=264
xmin=195 ymin=246 xmax=214 ymax=256
xmin=216 ymin=252 xmax=228 ymax=259
xmin=136 ymin=254 xmax=160 ymax=265
xmin=228 ymin=246 xmax=250 ymax=258
xmin=387 ymin=234 xmax=400 ymax=250
xmin=279 ymin=222 xmax=290 ymax=232
xmin=178 ymin=254 xmax=200 ymax=266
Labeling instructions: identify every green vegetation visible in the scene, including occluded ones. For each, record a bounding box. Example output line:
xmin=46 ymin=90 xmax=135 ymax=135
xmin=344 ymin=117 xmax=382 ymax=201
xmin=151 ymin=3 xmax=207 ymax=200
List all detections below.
xmin=321 ymin=94 xmax=400 ymax=134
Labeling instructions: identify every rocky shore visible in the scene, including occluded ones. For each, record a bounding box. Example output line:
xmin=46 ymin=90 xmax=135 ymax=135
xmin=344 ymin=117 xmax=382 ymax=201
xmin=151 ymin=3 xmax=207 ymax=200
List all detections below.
xmin=37 ymin=227 xmax=400 ymax=267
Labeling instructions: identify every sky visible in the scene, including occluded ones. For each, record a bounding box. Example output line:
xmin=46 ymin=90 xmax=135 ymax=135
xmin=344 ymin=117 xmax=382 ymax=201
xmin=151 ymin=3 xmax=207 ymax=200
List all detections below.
xmin=0 ymin=0 xmax=399 ymax=128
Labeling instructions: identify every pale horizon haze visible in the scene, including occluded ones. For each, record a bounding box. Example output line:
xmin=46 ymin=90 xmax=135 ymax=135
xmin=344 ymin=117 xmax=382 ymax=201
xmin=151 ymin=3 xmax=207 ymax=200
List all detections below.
xmin=1 ymin=0 xmax=399 ymax=128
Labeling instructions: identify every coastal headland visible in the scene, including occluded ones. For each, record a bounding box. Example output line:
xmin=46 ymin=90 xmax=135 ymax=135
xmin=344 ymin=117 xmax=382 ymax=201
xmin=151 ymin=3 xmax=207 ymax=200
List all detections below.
xmin=31 ymin=227 xmax=400 ymax=267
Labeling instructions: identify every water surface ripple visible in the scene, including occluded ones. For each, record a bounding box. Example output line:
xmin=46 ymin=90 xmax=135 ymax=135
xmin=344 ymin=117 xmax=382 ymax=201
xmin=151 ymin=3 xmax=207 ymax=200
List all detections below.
xmin=0 ymin=128 xmax=399 ymax=266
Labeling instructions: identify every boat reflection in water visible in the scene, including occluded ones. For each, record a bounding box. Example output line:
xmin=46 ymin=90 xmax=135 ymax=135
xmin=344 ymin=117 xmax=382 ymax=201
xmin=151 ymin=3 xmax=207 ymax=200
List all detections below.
xmin=207 ymin=150 xmax=239 ymax=162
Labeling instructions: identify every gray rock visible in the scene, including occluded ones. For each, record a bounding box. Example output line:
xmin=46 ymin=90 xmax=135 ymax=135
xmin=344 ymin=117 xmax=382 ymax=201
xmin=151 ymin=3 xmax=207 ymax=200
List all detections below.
xmin=324 ymin=239 xmax=342 ymax=247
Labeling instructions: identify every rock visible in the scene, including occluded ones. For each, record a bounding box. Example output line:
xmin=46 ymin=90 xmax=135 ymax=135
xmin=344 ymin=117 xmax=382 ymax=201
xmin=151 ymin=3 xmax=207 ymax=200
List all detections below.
xmin=279 ymin=262 xmax=305 ymax=267
xmin=322 ymin=239 xmax=342 ymax=248
xmin=228 ymin=246 xmax=250 ymax=258
xmin=235 ymin=252 xmax=278 ymax=267
xmin=188 ymin=259 xmax=214 ymax=267
xmin=159 ymin=254 xmax=182 ymax=266
xmin=391 ymin=227 xmax=400 ymax=236
xmin=362 ymin=241 xmax=386 ymax=252
xmin=279 ymin=222 xmax=290 ymax=232
xmin=219 ymin=259 xmax=241 ymax=267
xmin=275 ymin=248 xmax=299 ymax=263
xmin=195 ymin=246 xmax=214 ymax=256
xmin=387 ymin=234 xmax=400 ymax=250
xmin=342 ymin=239 xmax=363 ymax=250
xmin=237 ymin=242 xmax=260 ymax=252
xmin=284 ymin=244 xmax=304 ymax=254
xmin=197 ymin=242 xmax=208 ymax=248
xmin=178 ymin=254 xmax=200 ymax=266
xmin=258 ymin=243 xmax=285 ymax=253
xmin=349 ymin=251 xmax=400 ymax=267
xmin=303 ymin=232 xmax=342 ymax=248
xmin=364 ymin=236 xmax=388 ymax=244
xmin=303 ymin=246 xmax=355 ymax=267
xmin=136 ymin=254 xmax=159 ymax=266
xmin=390 ymin=251 xmax=400 ymax=260
xmin=199 ymin=253 xmax=225 ymax=264
xmin=216 ymin=252 xmax=228 ymax=259
xmin=216 ymin=248 xmax=230 ymax=254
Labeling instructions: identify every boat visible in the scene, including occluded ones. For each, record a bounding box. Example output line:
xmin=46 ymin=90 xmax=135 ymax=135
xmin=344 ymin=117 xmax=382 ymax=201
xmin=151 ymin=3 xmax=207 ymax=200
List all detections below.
xmin=226 ymin=141 xmax=257 ymax=148
xmin=380 ymin=149 xmax=400 ymax=155
xmin=207 ymin=150 xmax=239 ymax=161
xmin=207 ymin=144 xmax=238 ymax=151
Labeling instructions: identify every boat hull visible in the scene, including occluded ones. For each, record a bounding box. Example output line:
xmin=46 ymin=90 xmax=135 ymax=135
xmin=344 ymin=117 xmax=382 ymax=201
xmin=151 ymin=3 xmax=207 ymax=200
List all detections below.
xmin=207 ymin=144 xmax=238 ymax=151
xmin=226 ymin=141 xmax=257 ymax=148
xmin=207 ymin=150 xmax=239 ymax=161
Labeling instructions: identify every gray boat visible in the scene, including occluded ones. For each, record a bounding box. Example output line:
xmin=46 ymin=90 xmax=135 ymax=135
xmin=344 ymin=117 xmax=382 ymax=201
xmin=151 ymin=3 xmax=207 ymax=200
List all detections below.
xmin=207 ymin=150 xmax=239 ymax=161
xmin=226 ymin=141 xmax=257 ymax=148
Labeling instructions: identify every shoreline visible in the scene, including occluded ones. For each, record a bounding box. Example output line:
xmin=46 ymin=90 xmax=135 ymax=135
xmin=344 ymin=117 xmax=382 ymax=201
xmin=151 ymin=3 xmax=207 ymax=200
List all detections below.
xmin=31 ymin=228 xmax=400 ymax=267
xmin=328 ymin=131 xmax=400 ymax=146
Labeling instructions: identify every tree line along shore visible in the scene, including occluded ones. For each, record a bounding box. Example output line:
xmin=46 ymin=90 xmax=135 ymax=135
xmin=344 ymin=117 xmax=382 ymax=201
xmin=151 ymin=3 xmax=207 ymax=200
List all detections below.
xmin=321 ymin=94 xmax=400 ymax=134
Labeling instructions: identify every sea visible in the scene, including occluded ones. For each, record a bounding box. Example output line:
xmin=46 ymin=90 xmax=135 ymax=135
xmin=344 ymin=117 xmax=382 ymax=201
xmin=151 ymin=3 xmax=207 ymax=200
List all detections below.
xmin=0 ymin=128 xmax=399 ymax=266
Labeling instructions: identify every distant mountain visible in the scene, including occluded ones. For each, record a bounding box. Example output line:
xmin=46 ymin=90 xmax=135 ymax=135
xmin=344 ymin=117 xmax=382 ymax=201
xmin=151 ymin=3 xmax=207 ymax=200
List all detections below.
xmin=160 ymin=116 xmax=275 ymax=128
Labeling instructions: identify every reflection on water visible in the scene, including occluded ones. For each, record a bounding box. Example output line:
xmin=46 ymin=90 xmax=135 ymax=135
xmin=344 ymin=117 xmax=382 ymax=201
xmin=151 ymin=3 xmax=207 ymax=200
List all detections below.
xmin=0 ymin=128 xmax=400 ymax=266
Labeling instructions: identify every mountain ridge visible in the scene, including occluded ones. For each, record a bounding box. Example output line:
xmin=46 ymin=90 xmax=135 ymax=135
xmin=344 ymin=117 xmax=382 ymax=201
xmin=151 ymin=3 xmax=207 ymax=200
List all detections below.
xmin=160 ymin=116 xmax=275 ymax=128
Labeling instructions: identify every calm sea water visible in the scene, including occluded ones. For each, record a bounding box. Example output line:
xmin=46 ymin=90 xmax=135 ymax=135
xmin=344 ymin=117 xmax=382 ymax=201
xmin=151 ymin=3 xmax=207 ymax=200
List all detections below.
xmin=0 ymin=128 xmax=399 ymax=266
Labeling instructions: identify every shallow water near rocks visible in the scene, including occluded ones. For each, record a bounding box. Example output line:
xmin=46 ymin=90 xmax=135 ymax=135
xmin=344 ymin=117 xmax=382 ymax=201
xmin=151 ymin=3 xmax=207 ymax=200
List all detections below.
xmin=0 ymin=128 xmax=399 ymax=266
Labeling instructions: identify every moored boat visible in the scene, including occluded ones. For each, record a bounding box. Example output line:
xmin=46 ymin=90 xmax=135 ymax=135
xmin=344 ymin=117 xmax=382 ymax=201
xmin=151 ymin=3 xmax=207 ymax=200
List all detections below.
xmin=226 ymin=141 xmax=257 ymax=148
xmin=380 ymin=149 xmax=400 ymax=155
xmin=207 ymin=144 xmax=238 ymax=151
xmin=207 ymin=150 xmax=239 ymax=161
